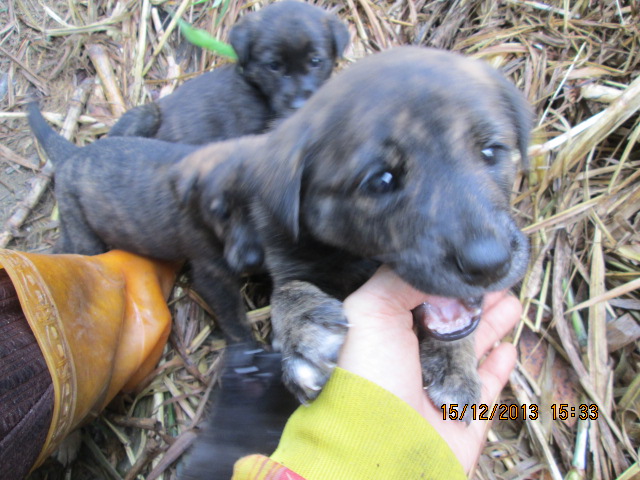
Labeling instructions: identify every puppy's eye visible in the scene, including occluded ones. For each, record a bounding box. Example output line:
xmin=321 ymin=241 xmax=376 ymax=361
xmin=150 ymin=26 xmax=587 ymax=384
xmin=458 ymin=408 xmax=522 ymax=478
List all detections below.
xmin=210 ymin=198 xmax=231 ymax=221
xmin=359 ymin=170 xmax=399 ymax=195
xmin=267 ymin=61 xmax=281 ymax=72
xmin=480 ymin=145 xmax=505 ymax=165
xmin=309 ymin=56 xmax=323 ymax=67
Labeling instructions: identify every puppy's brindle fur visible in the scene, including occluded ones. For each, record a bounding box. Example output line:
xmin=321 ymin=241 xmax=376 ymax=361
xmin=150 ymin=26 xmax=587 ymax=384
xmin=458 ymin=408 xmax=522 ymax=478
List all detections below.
xmin=28 ymin=104 xmax=262 ymax=342
xmin=180 ymin=342 xmax=297 ymax=479
xmin=109 ymin=1 xmax=349 ymax=145
xmin=181 ymin=46 xmax=532 ymax=410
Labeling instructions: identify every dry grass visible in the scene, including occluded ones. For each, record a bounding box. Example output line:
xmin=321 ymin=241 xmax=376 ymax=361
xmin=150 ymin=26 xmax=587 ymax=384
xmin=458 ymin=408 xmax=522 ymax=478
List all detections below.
xmin=1 ymin=0 xmax=639 ymax=479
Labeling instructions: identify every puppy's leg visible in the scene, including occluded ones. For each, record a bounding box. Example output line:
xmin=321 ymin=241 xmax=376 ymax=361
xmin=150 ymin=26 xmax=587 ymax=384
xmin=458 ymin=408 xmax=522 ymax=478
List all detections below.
xmin=190 ymin=259 xmax=253 ymax=343
xmin=271 ymin=281 xmax=348 ymax=404
xmin=420 ymin=334 xmax=480 ymax=422
xmin=108 ymin=103 xmax=162 ymax=138
xmin=53 ymin=209 xmax=107 ymax=255
xmin=181 ymin=343 xmax=297 ymax=480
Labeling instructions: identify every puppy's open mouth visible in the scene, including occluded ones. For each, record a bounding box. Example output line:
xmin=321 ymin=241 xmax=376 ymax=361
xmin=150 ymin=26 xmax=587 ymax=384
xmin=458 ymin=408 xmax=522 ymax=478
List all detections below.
xmin=412 ymin=296 xmax=483 ymax=341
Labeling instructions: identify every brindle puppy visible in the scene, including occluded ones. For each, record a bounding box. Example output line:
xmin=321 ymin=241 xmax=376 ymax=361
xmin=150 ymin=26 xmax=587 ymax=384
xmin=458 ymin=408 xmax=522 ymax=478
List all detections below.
xmin=109 ymin=1 xmax=349 ymax=144
xmin=28 ymin=103 xmax=262 ymax=342
xmin=178 ymin=46 xmax=532 ymax=412
xmin=180 ymin=342 xmax=297 ymax=479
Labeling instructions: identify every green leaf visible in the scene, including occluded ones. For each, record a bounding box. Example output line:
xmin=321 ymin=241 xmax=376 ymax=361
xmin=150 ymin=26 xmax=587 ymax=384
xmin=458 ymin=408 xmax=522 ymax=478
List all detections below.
xmin=177 ymin=18 xmax=237 ymax=60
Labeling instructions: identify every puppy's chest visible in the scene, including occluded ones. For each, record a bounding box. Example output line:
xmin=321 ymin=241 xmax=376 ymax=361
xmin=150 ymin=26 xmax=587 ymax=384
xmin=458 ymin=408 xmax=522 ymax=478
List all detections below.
xmin=267 ymin=234 xmax=376 ymax=298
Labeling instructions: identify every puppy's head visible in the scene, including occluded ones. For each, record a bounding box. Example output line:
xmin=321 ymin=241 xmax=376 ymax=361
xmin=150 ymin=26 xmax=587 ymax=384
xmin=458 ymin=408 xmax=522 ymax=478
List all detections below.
xmin=252 ymin=47 xmax=532 ymax=338
xmin=230 ymin=1 xmax=349 ymax=117
xmin=171 ymin=139 xmax=266 ymax=273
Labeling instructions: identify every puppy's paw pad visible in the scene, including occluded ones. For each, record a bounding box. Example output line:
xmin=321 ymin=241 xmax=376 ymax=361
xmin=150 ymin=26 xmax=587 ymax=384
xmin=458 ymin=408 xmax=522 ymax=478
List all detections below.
xmin=273 ymin=283 xmax=348 ymax=403
xmin=281 ymin=313 xmax=347 ymax=403
xmin=54 ymin=429 xmax=82 ymax=465
xmin=420 ymin=336 xmax=480 ymax=423
xmin=425 ymin=372 xmax=481 ymax=424
xmin=285 ymin=356 xmax=326 ymax=403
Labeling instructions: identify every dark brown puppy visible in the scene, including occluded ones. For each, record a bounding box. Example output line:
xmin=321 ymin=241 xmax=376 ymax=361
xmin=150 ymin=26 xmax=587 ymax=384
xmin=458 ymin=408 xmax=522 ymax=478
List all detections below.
xmin=109 ymin=1 xmax=349 ymax=144
xmin=179 ymin=46 xmax=532 ymax=412
xmin=28 ymin=104 xmax=262 ymax=342
xmin=180 ymin=342 xmax=297 ymax=479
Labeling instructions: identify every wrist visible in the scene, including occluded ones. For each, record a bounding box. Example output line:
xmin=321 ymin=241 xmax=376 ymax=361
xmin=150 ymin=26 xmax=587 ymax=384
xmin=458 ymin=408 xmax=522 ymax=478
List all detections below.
xmin=271 ymin=367 xmax=466 ymax=480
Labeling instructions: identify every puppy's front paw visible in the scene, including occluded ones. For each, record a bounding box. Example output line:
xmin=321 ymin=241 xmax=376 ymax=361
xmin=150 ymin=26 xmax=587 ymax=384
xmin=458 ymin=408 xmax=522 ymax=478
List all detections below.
xmin=54 ymin=429 xmax=82 ymax=465
xmin=420 ymin=335 xmax=480 ymax=423
xmin=281 ymin=315 xmax=346 ymax=404
xmin=271 ymin=281 xmax=348 ymax=404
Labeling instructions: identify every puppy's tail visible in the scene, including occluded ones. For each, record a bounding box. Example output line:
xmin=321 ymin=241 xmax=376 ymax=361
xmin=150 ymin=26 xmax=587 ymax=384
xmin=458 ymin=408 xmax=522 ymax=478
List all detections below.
xmin=27 ymin=102 xmax=79 ymax=165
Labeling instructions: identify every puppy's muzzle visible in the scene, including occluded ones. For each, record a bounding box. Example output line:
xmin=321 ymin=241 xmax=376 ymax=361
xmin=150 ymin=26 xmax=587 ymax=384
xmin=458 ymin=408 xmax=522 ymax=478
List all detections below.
xmin=413 ymin=234 xmax=516 ymax=341
xmin=454 ymin=236 xmax=511 ymax=287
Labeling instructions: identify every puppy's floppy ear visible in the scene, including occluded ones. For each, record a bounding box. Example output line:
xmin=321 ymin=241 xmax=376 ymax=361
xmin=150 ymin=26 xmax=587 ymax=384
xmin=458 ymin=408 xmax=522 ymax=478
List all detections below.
xmin=247 ymin=133 xmax=308 ymax=240
xmin=229 ymin=15 xmax=259 ymax=67
xmin=327 ymin=16 xmax=350 ymax=58
xmin=498 ymin=78 xmax=533 ymax=170
xmin=510 ymin=90 xmax=534 ymax=170
xmin=168 ymin=161 xmax=199 ymax=209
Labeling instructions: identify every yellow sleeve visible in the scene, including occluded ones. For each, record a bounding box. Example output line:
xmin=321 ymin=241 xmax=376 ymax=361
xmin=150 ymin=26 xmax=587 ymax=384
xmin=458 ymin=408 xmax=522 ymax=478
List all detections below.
xmin=233 ymin=367 xmax=466 ymax=480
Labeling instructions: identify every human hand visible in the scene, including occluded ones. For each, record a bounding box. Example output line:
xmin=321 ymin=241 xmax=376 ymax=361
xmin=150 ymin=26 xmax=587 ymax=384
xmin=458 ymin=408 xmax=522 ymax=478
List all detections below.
xmin=340 ymin=265 xmax=521 ymax=472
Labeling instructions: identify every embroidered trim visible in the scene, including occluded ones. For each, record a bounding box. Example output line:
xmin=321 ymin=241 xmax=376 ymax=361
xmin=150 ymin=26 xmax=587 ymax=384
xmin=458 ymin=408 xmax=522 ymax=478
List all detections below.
xmin=0 ymin=250 xmax=77 ymax=468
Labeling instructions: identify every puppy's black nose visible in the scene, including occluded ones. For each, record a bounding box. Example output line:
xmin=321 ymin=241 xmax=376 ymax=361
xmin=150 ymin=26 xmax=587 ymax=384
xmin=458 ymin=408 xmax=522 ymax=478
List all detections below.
xmin=455 ymin=237 xmax=511 ymax=286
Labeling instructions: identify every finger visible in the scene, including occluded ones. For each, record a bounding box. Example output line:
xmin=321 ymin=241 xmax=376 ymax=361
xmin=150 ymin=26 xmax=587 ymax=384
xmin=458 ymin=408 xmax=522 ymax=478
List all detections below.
xmin=344 ymin=266 xmax=429 ymax=324
xmin=482 ymin=290 xmax=509 ymax=310
xmin=462 ymin=343 xmax=517 ymax=458
xmin=421 ymin=344 xmax=515 ymax=473
xmin=477 ymin=342 xmax=517 ymax=405
xmin=474 ymin=293 xmax=522 ymax=357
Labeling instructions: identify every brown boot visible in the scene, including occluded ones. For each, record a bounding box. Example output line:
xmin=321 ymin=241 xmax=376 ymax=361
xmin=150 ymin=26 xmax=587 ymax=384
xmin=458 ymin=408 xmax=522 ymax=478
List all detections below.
xmin=0 ymin=249 xmax=178 ymax=478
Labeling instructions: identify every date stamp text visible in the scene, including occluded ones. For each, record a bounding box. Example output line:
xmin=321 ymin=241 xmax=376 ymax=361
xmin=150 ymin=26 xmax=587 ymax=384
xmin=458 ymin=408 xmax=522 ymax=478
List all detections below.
xmin=441 ymin=403 xmax=599 ymax=421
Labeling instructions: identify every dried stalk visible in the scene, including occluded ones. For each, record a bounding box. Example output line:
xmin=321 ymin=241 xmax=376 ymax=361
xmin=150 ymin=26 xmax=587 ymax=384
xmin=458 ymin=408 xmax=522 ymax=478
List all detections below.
xmin=587 ymin=228 xmax=609 ymax=403
xmin=87 ymin=44 xmax=127 ymax=117
xmin=39 ymin=2 xmax=130 ymax=36
xmin=0 ymin=45 xmax=49 ymax=94
xmin=511 ymin=368 xmax=564 ymax=480
xmin=145 ymin=431 xmax=198 ymax=480
xmin=142 ymin=0 xmax=192 ymax=77
xmin=131 ymin=0 xmax=151 ymax=105
xmin=539 ymin=75 xmax=640 ymax=194
xmin=0 ymin=78 xmax=93 ymax=248
xmin=0 ymin=143 xmax=40 ymax=170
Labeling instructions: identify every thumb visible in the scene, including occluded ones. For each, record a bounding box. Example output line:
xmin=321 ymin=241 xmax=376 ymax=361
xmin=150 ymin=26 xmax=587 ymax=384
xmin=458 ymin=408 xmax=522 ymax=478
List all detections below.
xmin=344 ymin=265 xmax=429 ymax=325
xmin=340 ymin=266 xmax=426 ymax=411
